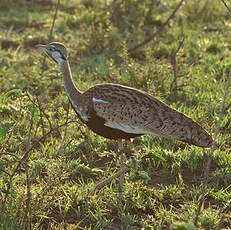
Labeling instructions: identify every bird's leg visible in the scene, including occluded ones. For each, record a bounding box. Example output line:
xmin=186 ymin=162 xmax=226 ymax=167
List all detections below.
xmin=116 ymin=152 xmax=127 ymax=201
xmin=94 ymin=164 xmax=129 ymax=191
xmin=94 ymin=140 xmax=129 ymax=191
xmin=116 ymin=141 xmax=127 ymax=190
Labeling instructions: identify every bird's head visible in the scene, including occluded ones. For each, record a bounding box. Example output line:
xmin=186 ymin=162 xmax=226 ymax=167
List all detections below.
xmin=36 ymin=42 xmax=68 ymax=65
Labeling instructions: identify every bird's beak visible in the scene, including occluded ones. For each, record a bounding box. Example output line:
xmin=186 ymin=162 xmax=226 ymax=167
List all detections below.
xmin=35 ymin=44 xmax=50 ymax=59
xmin=35 ymin=44 xmax=46 ymax=49
xmin=35 ymin=44 xmax=59 ymax=64
xmin=35 ymin=44 xmax=47 ymax=51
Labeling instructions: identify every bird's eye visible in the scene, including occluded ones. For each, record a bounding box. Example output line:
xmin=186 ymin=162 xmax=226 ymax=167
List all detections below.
xmin=49 ymin=47 xmax=55 ymax=52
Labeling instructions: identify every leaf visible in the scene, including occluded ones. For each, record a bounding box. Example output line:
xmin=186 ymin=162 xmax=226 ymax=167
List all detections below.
xmin=4 ymin=89 xmax=23 ymax=98
xmin=0 ymin=159 xmax=6 ymax=175
xmin=0 ymin=122 xmax=13 ymax=143
xmin=144 ymin=148 xmax=167 ymax=162
xmin=26 ymin=101 xmax=40 ymax=122
xmin=170 ymin=222 xmax=196 ymax=230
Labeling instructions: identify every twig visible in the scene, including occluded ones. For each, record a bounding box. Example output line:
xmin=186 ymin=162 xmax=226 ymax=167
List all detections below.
xmin=193 ymin=69 xmax=231 ymax=226
xmin=48 ymin=0 xmax=60 ymax=41
xmin=40 ymin=0 xmax=60 ymax=75
xmin=1 ymin=0 xmax=61 ymax=222
xmin=221 ymin=0 xmax=231 ymax=14
xmin=170 ymin=35 xmax=185 ymax=95
xmin=15 ymin=120 xmax=75 ymax=172
xmin=0 ymin=151 xmax=21 ymax=160
xmin=35 ymin=94 xmax=53 ymax=133
xmin=128 ymin=0 xmax=185 ymax=53
xmin=2 ymin=120 xmax=76 ymax=204
xmin=21 ymin=93 xmax=35 ymax=230
xmin=22 ymin=162 xmax=32 ymax=230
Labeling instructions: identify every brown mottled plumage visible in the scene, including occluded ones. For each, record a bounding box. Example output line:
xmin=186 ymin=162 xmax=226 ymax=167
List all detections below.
xmin=36 ymin=42 xmax=213 ymax=148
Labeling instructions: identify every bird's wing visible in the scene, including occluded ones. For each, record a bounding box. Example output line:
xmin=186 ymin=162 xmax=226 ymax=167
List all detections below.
xmin=92 ymin=96 xmax=163 ymax=136
xmin=84 ymin=83 xmax=212 ymax=147
xmin=91 ymin=96 xmax=212 ymax=148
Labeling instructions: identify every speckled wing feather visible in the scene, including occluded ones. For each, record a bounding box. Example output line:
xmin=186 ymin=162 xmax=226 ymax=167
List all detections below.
xmin=84 ymin=84 xmax=212 ymax=148
xmin=93 ymin=102 xmax=162 ymax=136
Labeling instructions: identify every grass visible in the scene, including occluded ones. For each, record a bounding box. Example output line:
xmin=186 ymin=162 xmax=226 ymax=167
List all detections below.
xmin=0 ymin=0 xmax=231 ymax=229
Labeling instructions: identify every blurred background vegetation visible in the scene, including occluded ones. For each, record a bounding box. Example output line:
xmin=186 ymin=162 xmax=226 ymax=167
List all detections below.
xmin=0 ymin=0 xmax=230 ymax=229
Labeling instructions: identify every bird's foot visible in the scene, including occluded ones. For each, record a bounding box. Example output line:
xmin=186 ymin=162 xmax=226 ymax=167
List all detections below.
xmin=94 ymin=164 xmax=129 ymax=191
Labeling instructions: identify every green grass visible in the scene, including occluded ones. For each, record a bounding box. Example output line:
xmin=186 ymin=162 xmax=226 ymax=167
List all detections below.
xmin=0 ymin=0 xmax=231 ymax=229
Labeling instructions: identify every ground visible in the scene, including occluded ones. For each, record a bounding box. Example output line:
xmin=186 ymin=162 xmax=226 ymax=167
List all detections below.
xmin=0 ymin=0 xmax=230 ymax=229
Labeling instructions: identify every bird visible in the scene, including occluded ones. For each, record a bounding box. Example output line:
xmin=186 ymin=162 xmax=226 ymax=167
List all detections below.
xmin=36 ymin=42 xmax=213 ymax=188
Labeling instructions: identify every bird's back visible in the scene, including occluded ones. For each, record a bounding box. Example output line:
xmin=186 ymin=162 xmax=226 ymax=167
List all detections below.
xmin=80 ymin=83 xmax=212 ymax=147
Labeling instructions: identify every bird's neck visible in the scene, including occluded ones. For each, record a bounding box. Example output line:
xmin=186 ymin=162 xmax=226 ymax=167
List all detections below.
xmin=60 ymin=60 xmax=83 ymax=105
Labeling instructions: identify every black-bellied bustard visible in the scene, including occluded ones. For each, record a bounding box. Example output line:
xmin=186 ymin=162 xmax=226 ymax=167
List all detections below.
xmin=36 ymin=42 xmax=213 ymax=189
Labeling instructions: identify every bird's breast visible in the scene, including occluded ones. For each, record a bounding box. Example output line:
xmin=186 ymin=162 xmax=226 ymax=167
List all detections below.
xmin=69 ymin=99 xmax=89 ymax=122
